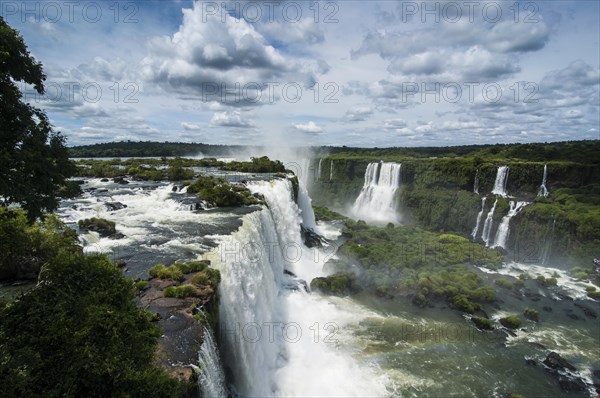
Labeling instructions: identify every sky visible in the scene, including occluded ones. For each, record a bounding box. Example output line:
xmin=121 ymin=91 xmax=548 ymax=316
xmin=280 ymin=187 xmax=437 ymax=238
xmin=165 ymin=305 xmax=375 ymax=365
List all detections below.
xmin=4 ymin=0 xmax=600 ymax=147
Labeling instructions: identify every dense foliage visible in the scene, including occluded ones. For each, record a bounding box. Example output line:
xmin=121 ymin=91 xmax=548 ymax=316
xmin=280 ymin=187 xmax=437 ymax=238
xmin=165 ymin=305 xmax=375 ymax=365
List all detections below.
xmin=78 ymin=217 xmax=117 ymax=238
xmin=0 ymin=208 xmax=80 ymax=280
xmin=186 ymin=175 xmax=263 ymax=207
xmin=325 ymin=215 xmax=503 ymax=312
xmin=0 ymin=17 xmax=76 ymax=220
xmin=0 ymin=253 xmax=184 ymax=397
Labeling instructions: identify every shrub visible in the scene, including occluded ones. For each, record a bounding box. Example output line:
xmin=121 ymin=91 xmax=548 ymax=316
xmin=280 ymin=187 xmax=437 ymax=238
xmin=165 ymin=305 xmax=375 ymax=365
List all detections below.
xmin=164 ymin=284 xmax=201 ymax=299
xmin=471 ymin=316 xmax=492 ymax=330
xmin=148 ymin=264 xmax=184 ymax=282
xmin=191 ymin=268 xmax=220 ymax=287
xmin=524 ymin=308 xmax=540 ymax=322
xmin=174 ymin=260 xmax=209 ymax=274
xmin=452 ymin=294 xmax=479 ymax=314
xmin=495 ymin=278 xmax=513 ymax=289
xmin=135 ymin=280 xmax=149 ymax=290
xmin=587 ymin=291 xmax=600 ymax=300
xmin=536 ymin=275 xmax=558 ymax=287
xmin=78 ymin=217 xmax=117 ymax=237
xmin=500 ymin=315 xmax=522 ymax=329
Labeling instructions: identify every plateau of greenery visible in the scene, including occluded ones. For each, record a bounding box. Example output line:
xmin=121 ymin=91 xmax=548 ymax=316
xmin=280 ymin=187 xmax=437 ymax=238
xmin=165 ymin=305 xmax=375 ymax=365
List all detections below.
xmin=186 ymin=175 xmax=263 ymax=207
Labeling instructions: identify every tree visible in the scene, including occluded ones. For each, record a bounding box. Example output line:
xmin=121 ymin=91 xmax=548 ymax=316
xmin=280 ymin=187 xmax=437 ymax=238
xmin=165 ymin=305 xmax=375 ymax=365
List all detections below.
xmin=0 ymin=16 xmax=75 ymax=221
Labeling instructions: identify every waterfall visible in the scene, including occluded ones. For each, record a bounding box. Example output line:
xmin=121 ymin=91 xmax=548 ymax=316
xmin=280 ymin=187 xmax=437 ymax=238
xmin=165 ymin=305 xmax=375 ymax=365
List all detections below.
xmin=210 ymin=179 xmax=387 ymax=397
xmin=481 ymin=198 xmax=498 ymax=246
xmin=351 ymin=162 xmax=402 ymax=224
xmin=491 ymin=166 xmax=509 ymax=197
xmin=198 ymin=327 xmax=228 ymax=397
xmin=296 ymin=179 xmax=318 ymax=232
xmin=492 ymin=201 xmax=528 ymax=249
xmin=317 ymin=159 xmax=323 ymax=181
xmin=329 ymin=160 xmax=334 ymax=181
xmin=538 ymin=164 xmax=549 ymax=197
xmin=471 ymin=197 xmax=487 ymax=240
xmin=541 ymin=216 xmax=557 ymax=265
xmin=473 ymin=169 xmax=480 ymax=195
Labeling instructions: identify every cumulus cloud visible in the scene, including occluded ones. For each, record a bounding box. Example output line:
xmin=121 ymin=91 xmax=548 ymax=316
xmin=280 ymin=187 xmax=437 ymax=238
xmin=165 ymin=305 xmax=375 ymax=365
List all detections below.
xmin=181 ymin=122 xmax=202 ymax=131
xmin=210 ymin=110 xmax=255 ymax=128
xmin=293 ymin=121 xmax=323 ymax=134
xmin=344 ymin=105 xmax=374 ymax=121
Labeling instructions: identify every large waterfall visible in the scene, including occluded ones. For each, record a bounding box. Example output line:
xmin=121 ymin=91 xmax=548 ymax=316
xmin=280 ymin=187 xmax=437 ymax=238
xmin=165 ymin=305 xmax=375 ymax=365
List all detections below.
xmin=491 ymin=166 xmax=509 ymax=197
xmin=538 ymin=164 xmax=549 ymax=197
xmin=317 ymin=159 xmax=323 ymax=181
xmin=471 ymin=197 xmax=487 ymax=240
xmin=492 ymin=201 xmax=528 ymax=249
xmin=351 ymin=162 xmax=402 ymax=224
xmin=330 ymin=160 xmax=334 ymax=181
xmin=210 ymin=179 xmax=388 ymax=397
xmin=481 ymin=198 xmax=498 ymax=246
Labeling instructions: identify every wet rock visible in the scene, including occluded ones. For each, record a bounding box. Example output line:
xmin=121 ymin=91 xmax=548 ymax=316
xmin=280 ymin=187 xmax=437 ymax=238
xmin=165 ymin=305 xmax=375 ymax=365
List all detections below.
xmin=301 ymin=225 xmax=327 ymax=248
xmin=172 ymin=186 xmax=179 ymax=192
xmin=542 ymin=306 xmax=552 ymax=312
xmin=471 ymin=316 xmax=493 ymax=330
xmin=115 ymin=259 xmax=127 ymax=268
xmin=100 ymin=178 xmax=109 ymax=182
xmin=574 ymin=302 xmax=597 ymax=318
xmin=525 ymin=357 xmax=537 ymax=366
xmin=543 ymin=352 xmax=577 ymax=371
xmin=564 ymin=310 xmax=582 ymax=321
xmin=558 ymin=375 xmax=586 ymax=393
xmin=112 ymin=177 xmax=129 ymax=184
xmin=105 ymin=201 xmax=128 ymax=211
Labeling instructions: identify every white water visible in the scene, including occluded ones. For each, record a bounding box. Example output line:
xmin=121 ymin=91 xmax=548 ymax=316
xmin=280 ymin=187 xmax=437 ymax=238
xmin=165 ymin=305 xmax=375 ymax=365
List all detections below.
xmin=481 ymin=198 xmax=498 ymax=246
xmin=209 ymin=179 xmax=389 ymax=397
xmin=538 ymin=164 xmax=549 ymax=197
xmin=541 ymin=217 xmax=557 ymax=265
xmin=317 ymin=159 xmax=323 ymax=181
xmin=330 ymin=160 xmax=334 ymax=181
xmin=473 ymin=169 xmax=480 ymax=195
xmin=492 ymin=201 xmax=528 ymax=249
xmin=351 ymin=162 xmax=402 ymax=224
xmin=198 ymin=327 xmax=228 ymax=397
xmin=471 ymin=197 xmax=487 ymax=240
xmin=297 ymin=179 xmax=319 ymax=233
xmin=491 ymin=166 xmax=509 ymax=197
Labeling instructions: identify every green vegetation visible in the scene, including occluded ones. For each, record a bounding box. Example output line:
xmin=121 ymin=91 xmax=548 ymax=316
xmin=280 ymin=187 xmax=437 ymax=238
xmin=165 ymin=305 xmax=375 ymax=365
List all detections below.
xmin=0 ymin=208 xmax=80 ymax=280
xmin=313 ymin=206 xmax=348 ymax=222
xmin=311 ymin=272 xmax=361 ymax=296
xmin=78 ymin=217 xmax=117 ymax=237
xmin=164 ymin=284 xmax=202 ymax=299
xmin=524 ymin=308 xmax=540 ymax=322
xmin=329 ymin=218 xmax=502 ymax=311
xmin=186 ymin=175 xmax=263 ymax=207
xmin=500 ymin=315 xmax=523 ymax=329
xmin=495 ymin=278 xmax=514 ymax=289
xmin=222 ymin=156 xmax=286 ymax=173
xmin=0 ymin=253 xmax=185 ymax=397
xmin=471 ymin=316 xmax=493 ymax=330
xmin=174 ymin=260 xmax=210 ymax=274
xmin=191 ymin=268 xmax=221 ymax=286
xmin=148 ymin=264 xmax=185 ymax=282
xmin=135 ymin=280 xmax=149 ymax=291
xmin=0 ymin=16 xmax=76 ymax=220
xmin=535 ymin=275 xmax=558 ymax=287
xmin=69 ymin=141 xmax=242 ymax=158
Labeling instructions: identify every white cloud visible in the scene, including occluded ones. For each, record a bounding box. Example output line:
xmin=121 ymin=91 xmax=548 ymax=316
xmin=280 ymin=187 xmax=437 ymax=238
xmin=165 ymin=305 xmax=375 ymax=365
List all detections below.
xmin=293 ymin=121 xmax=323 ymax=134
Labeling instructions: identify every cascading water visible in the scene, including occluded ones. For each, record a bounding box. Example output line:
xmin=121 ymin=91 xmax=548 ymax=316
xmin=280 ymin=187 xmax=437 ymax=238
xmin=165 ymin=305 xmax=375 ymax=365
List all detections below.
xmin=351 ymin=162 xmax=402 ymax=224
xmin=329 ymin=160 xmax=334 ymax=181
xmin=491 ymin=166 xmax=509 ymax=197
xmin=210 ymin=179 xmax=388 ymax=397
xmin=538 ymin=164 xmax=549 ymax=197
xmin=197 ymin=327 xmax=228 ymax=397
xmin=541 ymin=217 xmax=557 ymax=265
xmin=473 ymin=169 xmax=480 ymax=195
xmin=492 ymin=201 xmax=528 ymax=249
xmin=317 ymin=159 xmax=323 ymax=181
xmin=471 ymin=197 xmax=487 ymax=240
xmin=481 ymin=198 xmax=498 ymax=246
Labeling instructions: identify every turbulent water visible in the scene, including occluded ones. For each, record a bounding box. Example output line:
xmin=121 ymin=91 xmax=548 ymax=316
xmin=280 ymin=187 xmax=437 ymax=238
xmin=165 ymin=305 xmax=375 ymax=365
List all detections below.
xmin=54 ymin=167 xmax=599 ymax=398
xmin=491 ymin=166 xmax=510 ymax=197
xmin=209 ymin=179 xmax=388 ymax=397
xmin=351 ymin=162 xmax=402 ymax=224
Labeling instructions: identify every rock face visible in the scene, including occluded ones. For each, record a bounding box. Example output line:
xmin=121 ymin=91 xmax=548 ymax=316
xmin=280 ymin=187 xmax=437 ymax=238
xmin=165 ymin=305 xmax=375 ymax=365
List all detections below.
xmin=300 ymin=225 xmax=327 ymax=248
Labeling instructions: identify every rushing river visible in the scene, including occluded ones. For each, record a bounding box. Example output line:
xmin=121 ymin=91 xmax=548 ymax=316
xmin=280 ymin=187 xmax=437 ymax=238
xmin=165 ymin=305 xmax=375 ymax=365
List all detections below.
xmin=55 ymin=171 xmax=599 ymax=397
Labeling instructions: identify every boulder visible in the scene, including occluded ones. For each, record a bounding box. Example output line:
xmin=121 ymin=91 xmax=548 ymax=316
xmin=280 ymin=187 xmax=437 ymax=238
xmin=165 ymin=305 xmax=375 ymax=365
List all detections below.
xmin=543 ymin=352 xmax=576 ymax=371
xmin=105 ymin=202 xmax=128 ymax=211
xmin=113 ymin=177 xmax=129 ymax=184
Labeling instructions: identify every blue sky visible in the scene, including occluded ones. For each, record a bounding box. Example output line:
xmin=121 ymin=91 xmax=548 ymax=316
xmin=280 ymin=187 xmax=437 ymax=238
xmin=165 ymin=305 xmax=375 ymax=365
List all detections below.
xmin=4 ymin=0 xmax=599 ymax=147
